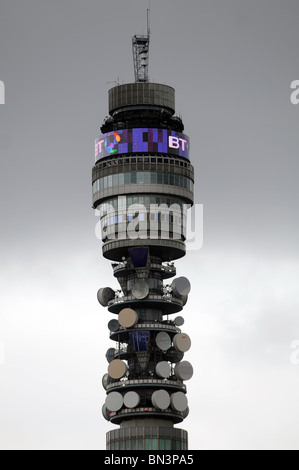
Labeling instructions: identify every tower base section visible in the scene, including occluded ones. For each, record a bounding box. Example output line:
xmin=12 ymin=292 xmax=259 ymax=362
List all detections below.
xmin=106 ymin=419 xmax=188 ymax=450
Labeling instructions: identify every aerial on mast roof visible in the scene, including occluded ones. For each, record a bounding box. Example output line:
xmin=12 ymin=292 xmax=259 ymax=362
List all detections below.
xmin=132 ymin=9 xmax=150 ymax=83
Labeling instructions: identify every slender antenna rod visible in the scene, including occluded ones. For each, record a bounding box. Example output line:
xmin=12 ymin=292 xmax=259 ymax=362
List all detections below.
xmin=132 ymin=9 xmax=151 ymax=82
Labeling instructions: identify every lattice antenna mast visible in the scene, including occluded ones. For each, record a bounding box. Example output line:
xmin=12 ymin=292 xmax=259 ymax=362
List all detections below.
xmin=132 ymin=9 xmax=150 ymax=82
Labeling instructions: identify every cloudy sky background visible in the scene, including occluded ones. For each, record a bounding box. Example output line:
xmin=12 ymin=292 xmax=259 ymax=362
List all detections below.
xmin=0 ymin=0 xmax=299 ymax=450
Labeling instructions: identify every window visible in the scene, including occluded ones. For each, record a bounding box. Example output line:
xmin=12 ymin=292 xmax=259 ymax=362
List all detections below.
xmin=112 ymin=174 xmax=118 ymax=186
xmin=93 ymin=172 xmax=193 ymax=194
xmin=165 ymin=440 xmax=171 ymax=450
xmin=131 ymin=439 xmax=137 ymax=450
xmin=152 ymin=439 xmax=158 ymax=450
xmin=151 ymin=172 xmax=157 ymax=184
xmin=124 ymin=173 xmax=130 ymax=185
xmin=145 ymin=439 xmax=151 ymax=450
xmin=159 ymin=439 xmax=165 ymax=450
xmin=144 ymin=172 xmax=150 ymax=184
xmin=137 ymin=172 xmax=144 ymax=184
xmin=138 ymin=439 xmax=143 ymax=450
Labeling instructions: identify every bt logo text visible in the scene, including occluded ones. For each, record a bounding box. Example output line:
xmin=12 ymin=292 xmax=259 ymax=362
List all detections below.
xmin=0 ymin=80 xmax=5 ymax=104
xmin=290 ymin=80 xmax=299 ymax=105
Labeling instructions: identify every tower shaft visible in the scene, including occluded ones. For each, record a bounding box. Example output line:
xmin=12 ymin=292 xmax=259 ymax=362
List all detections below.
xmin=93 ymin=69 xmax=194 ymax=451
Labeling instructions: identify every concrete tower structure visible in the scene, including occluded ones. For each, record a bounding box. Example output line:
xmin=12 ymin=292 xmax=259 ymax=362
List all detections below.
xmin=93 ymin=21 xmax=194 ymax=450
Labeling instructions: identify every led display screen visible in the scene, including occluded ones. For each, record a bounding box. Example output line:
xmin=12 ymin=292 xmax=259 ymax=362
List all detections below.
xmin=95 ymin=128 xmax=190 ymax=162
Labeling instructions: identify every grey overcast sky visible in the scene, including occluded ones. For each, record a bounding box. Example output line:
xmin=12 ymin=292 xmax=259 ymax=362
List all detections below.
xmin=0 ymin=0 xmax=299 ymax=450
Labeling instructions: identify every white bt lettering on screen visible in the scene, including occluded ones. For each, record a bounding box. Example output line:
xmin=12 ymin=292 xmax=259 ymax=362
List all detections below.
xmin=169 ymin=135 xmax=187 ymax=150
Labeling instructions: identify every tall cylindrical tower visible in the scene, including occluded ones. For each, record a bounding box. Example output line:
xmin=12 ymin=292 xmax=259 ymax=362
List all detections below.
xmin=93 ymin=32 xmax=194 ymax=451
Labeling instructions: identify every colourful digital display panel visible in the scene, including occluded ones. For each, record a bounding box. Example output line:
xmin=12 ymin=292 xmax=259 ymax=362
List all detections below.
xmin=95 ymin=128 xmax=190 ymax=162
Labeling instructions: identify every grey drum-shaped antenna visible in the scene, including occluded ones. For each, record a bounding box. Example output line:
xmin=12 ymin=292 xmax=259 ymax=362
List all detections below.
xmin=105 ymin=392 xmax=124 ymax=412
xmin=174 ymin=361 xmax=194 ymax=381
xmin=151 ymin=390 xmax=171 ymax=410
xmin=108 ymin=319 xmax=119 ymax=332
xmin=174 ymin=316 xmax=185 ymax=326
xmin=173 ymin=333 xmax=191 ymax=352
xmin=105 ymin=348 xmax=116 ymax=363
xmin=124 ymin=391 xmax=141 ymax=409
xmin=155 ymin=332 xmax=171 ymax=351
xmin=170 ymin=392 xmax=188 ymax=412
xmin=156 ymin=361 xmax=171 ymax=379
xmin=97 ymin=287 xmax=115 ymax=306
xmin=102 ymin=373 xmax=110 ymax=390
xmin=171 ymin=277 xmax=191 ymax=297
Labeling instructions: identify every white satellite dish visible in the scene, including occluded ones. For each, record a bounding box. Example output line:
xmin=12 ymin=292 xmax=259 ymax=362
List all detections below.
xmin=105 ymin=391 xmax=124 ymax=412
xmin=124 ymin=391 xmax=141 ymax=409
xmin=173 ymin=333 xmax=191 ymax=352
xmin=151 ymin=390 xmax=170 ymax=410
xmin=170 ymin=392 xmax=188 ymax=412
xmin=156 ymin=361 xmax=171 ymax=379
xmin=174 ymin=361 xmax=193 ymax=381
xmin=155 ymin=332 xmax=171 ymax=351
